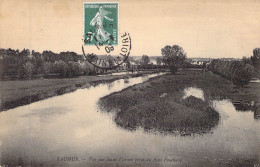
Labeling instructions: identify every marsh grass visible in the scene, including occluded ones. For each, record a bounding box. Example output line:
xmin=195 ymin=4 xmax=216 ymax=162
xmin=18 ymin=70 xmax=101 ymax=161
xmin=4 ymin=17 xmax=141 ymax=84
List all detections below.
xmin=99 ymin=69 xmax=260 ymax=134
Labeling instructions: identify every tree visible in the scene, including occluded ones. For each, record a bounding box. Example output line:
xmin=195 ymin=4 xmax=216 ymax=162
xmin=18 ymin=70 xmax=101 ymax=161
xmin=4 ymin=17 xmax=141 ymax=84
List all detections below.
xmin=242 ymin=56 xmax=250 ymax=64
xmin=32 ymin=50 xmax=43 ymax=73
xmin=42 ymin=50 xmax=57 ymax=62
xmin=86 ymin=53 xmax=98 ymax=63
xmin=107 ymin=55 xmax=114 ymax=67
xmin=251 ymin=48 xmax=260 ymax=76
xmin=208 ymin=59 xmax=255 ymax=87
xmin=53 ymin=60 xmax=69 ymax=77
xmin=18 ymin=66 xmax=26 ymax=78
xmin=68 ymin=61 xmax=82 ymax=76
xmin=82 ymin=61 xmax=95 ymax=75
xmin=161 ymin=45 xmax=187 ymax=74
xmin=2 ymin=48 xmax=19 ymax=76
xmin=24 ymin=61 xmax=35 ymax=77
xmin=43 ymin=62 xmax=53 ymax=76
xmin=230 ymin=61 xmax=254 ymax=87
xmin=17 ymin=49 xmax=30 ymax=77
xmin=156 ymin=57 xmax=162 ymax=66
xmin=125 ymin=57 xmax=131 ymax=69
xmin=141 ymin=55 xmax=150 ymax=69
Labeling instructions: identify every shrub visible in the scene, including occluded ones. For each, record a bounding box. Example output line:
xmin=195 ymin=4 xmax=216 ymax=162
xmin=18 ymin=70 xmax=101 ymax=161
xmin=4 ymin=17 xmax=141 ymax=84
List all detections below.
xmin=82 ymin=61 xmax=95 ymax=75
xmin=68 ymin=61 xmax=82 ymax=76
xmin=231 ymin=63 xmax=254 ymax=87
xmin=53 ymin=60 xmax=69 ymax=77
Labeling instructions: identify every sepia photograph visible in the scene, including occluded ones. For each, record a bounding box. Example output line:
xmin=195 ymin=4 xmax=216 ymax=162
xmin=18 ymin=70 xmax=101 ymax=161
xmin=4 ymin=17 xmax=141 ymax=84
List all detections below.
xmin=0 ymin=0 xmax=259 ymax=166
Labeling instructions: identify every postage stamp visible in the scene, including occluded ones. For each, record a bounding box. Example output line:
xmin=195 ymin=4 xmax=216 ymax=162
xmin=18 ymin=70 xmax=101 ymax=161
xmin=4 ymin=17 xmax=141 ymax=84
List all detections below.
xmin=83 ymin=2 xmax=131 ymax=70
xmin=84 ymin=2 xmax=118 ymax=46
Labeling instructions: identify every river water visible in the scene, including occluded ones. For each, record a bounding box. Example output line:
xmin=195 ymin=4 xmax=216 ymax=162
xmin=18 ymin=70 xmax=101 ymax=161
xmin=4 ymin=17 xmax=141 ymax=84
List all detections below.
xmin=0 ymin=74 xmax=259 ymax=167
xmin=98 ymin=71 xmax=138 ymax=76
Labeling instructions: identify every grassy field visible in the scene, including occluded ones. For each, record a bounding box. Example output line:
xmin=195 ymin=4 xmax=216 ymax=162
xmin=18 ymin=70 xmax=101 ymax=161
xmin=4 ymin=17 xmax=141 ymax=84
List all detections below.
xmin=99 ymin=69 xmax=260 ymax=135
xmin=0 ymin=71 xmax=157 ymax=111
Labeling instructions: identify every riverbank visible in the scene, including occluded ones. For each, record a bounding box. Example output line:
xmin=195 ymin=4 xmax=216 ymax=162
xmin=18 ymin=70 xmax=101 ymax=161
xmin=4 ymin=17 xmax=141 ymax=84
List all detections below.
xmin=0 ymin=71 xmax=159 ymax=111
xmin=99 ymin=69 xmax=260 ymax=134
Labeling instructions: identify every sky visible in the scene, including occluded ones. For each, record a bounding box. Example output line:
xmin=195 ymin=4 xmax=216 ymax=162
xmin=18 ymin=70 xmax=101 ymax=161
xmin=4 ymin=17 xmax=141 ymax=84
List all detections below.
xmin=0 ymin=0 xmax=260 ymax=58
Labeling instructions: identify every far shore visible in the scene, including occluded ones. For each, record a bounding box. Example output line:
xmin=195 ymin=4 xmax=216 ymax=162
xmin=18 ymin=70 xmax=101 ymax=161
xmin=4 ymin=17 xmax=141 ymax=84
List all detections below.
xmin=0 ymin=70 xmax=162 ymax=111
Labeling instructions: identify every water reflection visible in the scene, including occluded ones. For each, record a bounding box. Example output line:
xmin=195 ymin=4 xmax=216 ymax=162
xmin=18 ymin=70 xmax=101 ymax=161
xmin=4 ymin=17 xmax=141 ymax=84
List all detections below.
xmin=183 ymin=87 xmax=205 ymax=100
xmin=124 ymin=78 xmax=129 ymax=83
xmin=250 ymin=78 xmax=260 ymax=83
xmin=0 ymin=73 xmax=259 ymax=167
xmin=254 ymin=108 xmax=260 ymax=120
xmin=106 ymin=82 xmax=114 ymax=90
xmin=111 ymin=71 xmax=138 ymax=76
xmin=211 ymin=100 xmax=259 ymax=131
xmin=98 ymin=71 xmax=138 ymax=77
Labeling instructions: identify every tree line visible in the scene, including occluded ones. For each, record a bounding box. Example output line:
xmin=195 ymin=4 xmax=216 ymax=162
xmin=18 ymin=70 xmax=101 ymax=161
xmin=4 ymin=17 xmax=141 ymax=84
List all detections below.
xmin=207 ymin=48 xmax=260 ymax=87
xmin=139 ymin=46 xmax=194 ymax=71
xmin=0 ymin=48 xmax=168 ymax=79
xmin=0 ymin=46 xmax=197 ymax=80
xmin=159 ymin=45 xmax=260 ymax=87
xmin=0 ymin=48 xmax=96 ymax=79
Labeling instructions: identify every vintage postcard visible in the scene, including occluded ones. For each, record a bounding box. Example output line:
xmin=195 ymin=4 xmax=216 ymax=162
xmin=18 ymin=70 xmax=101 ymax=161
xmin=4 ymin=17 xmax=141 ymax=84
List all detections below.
xmin=0 ymin=0 xmax=259 ymax=167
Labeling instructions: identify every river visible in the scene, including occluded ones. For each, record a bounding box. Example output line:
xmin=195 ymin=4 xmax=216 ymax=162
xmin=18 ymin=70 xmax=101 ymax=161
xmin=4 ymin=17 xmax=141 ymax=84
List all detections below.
xmin=0 ymin=73 xmax=259 ymax=167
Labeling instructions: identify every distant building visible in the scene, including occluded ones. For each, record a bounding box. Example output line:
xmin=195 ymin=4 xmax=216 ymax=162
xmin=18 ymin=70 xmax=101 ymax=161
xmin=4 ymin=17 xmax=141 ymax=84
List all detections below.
xmin=191 ymin=61 xmax=204 ymax=65
xmin=188 ymin=58 xmax=212 ymax=66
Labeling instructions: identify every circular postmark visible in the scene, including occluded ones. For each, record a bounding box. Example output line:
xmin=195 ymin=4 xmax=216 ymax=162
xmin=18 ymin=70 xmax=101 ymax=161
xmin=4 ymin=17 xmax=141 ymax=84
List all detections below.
xmin=83 ymin=2 xmax=132 ymax=70
xmin=82 ymin=32 xmax=132 ymax=70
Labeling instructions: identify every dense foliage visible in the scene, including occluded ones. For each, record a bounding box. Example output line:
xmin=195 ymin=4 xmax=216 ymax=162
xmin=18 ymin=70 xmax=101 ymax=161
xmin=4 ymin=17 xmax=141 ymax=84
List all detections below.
xmin=161 ymin=45 xmax=187 ymax=73
xmin=207 ymin=60 xmax=254 ymax=87
xmin=0 ymin=48 xmax=96 ymax=79
xmin=140 ymin=55 xmax=150 ymax=69
xmin=207 ymin=48 xmax=260 ymax=87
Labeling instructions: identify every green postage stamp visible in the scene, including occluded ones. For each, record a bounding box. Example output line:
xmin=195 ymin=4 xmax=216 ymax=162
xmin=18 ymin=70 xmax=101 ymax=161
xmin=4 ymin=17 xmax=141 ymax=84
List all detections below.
xmin=84 ymin=2 xmax=118 ymax=46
